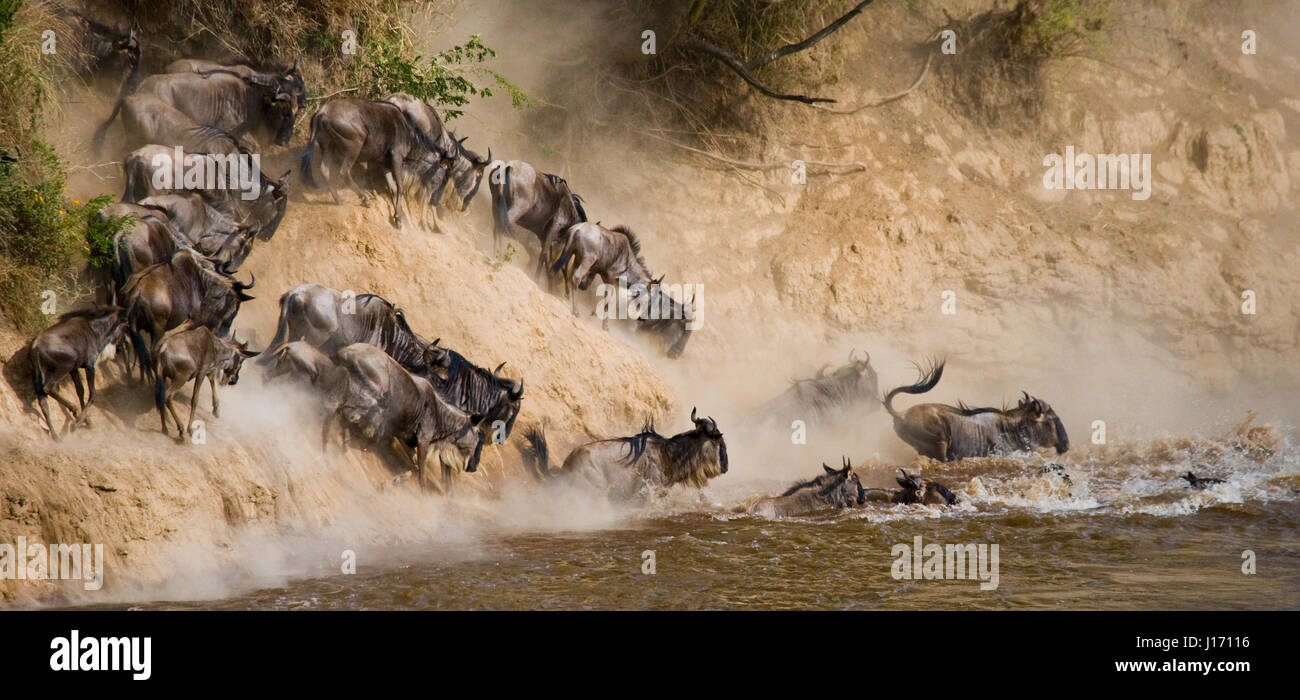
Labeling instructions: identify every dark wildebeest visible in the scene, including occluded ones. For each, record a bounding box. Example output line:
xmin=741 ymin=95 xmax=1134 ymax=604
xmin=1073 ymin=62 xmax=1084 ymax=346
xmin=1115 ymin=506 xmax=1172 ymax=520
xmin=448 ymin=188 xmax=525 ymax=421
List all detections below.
xmin=28 ymin=306 xmax=127 ymax=440
xmin=1181 ymin=472 xmax=1226 ymax=490
xmin=862 ymin=468 xmax=960 ymax=506
xmin=750 ymin=457 xmax=866 ymax=518
xmin=153 ymin=322 xmax=258 ymax=439
xmin=265 ymin=284 xmax=523 ymax=440
xmin=263 ymin=284 xmax=440 ymax=375
xmin=521 ymin=408 xmax=729 ymax=500
xmin=119 ymin=249 xmax=255 ymax=375
xmin=328 ymin=343 xmax=486 ymax=493
xmin=488 ymin=160 xmax=588 ymax=282
xmin=164 ymin=58 xmax=304 ymax=105
xmin=883 ymin=360 xmax=1069 ymax=461
xmin=550 ymin=222 xmax=695 ymax=359
xmin=297 ymin=98 xmax=455 ymax=229
xmin=748 ymin=350 xmax=879 ymax=430
xmin=120 ymin=142 xmax=291 ymax=242
xmin=379 ymin=94 xmax=491 ymax=229
xmin=98 ymin=202 xmax=186 ymax=293
xmin=138 ymin=194 xmax=255 ymax=270
xmin=93 ymin=66 xmax=304 ymax=155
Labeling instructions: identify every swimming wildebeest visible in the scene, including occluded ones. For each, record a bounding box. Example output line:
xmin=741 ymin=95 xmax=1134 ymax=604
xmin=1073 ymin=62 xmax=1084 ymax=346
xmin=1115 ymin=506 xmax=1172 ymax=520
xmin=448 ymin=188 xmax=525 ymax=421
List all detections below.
xmin=748 ymin=350 xmax=879 ymax=430
xmin=328 ymin=343 xmax=486 ymax=493
xmin=264 ymin=284 xmax=443 ymax=376
xmin=93 ymin=65 xmax=304 ymax=155
xmin=380 ymin=94 xmax=491 ymax=227
xmin=297 ymin=98 xmax=455 ymax=229
xmin=1181 ymin=472 xmax=1226 ymax=490
xmin=883 ymin=360 xmax=1069 ymax=461
xmin=861 ymin=468 xmax=960 ymax=506
xmin=520 ymin=408 xmax=729 ymax=500
xmin=119 ymin=249 xmax=255 ymax=374
xmin=121 ymin=143 xmax=291 ymax=242
xmin=488 ymin=160 xmax=588 ymax=281
xmin=28 ymin=306 xmax=127 ymax=440
xmin=750 ymin=457 xmax=865 ymax=518
xmin=550 ymin=222 xmax=695 ymax=359
xmin=152 ymin=323 xmax=258 ymax=439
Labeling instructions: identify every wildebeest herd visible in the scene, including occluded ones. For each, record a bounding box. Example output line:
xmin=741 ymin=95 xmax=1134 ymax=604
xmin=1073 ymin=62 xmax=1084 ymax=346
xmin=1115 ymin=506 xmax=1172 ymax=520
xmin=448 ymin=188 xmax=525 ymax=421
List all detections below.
xmin=27 ymin=24 xmax=1190 ymax=513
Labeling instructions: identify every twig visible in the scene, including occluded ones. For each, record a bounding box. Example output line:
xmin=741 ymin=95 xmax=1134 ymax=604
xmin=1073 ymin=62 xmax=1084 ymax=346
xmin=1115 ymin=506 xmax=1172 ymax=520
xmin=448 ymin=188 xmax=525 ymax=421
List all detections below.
xmin=744 ymin=0 xmax=879 ymax=71
xmin=812 ymin=38 xmax=938 ymax=114
xmin=309 ymin=86 xmax=361 ymax=102
xmin=676 ymin=35 xmax=836 ymax=104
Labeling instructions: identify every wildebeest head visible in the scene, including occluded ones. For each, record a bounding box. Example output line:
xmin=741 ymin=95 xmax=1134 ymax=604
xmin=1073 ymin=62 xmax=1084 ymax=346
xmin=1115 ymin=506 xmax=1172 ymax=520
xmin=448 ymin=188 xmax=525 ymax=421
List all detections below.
xmin=489 ymin=361 xmax=525 ymax=437
xmin=820 ymin=457 xmax=865 ymax=507
xmin=249 ymin=170 xmax=290 ymax=241
xmin=448 ymin=134 xmax=492 ymax=211
xmin=690 ymin=406 xmax=728 ymax=475
xmin=220 ymin=332 xmax=261 ymax=385
xmin=241 ymin=70 xmax=303 ymax=146
xmin=1012 ymin=392 xmax=1069 ymax=454
xmin=422 ymin=337 xmax=451 ymax=377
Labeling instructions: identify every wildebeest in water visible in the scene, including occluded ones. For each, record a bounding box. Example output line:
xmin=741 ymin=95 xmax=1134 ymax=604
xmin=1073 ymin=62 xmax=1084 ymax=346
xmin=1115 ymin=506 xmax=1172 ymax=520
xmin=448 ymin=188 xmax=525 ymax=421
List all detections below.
xmin=750 ymin=457 xmax=865 ymax=518
xmin=521 ymin=408 xmax=728 ymax=500
xmin=861 ymin=468 xmax=959 ymax=506
xmin=884 ymin=359 xmax=1068 ymax=461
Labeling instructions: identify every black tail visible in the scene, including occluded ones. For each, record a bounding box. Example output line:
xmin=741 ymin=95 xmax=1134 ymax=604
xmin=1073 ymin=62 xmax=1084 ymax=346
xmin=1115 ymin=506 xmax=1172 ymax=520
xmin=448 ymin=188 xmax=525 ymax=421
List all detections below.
xmin=297 ymin=111 xmax=324 ymax=189
xmin=258 ymin=290 xmax=294 ymax=364
xmin=883 ymin=359 xmax=944 ymax=421
xmin=153 ymin=374 xmax=166 ymax=422
xmin=92 ymin=74 xmax=135 ymax=158
xmin=571 ymin=193 xmax=587 ymax=223
xmin=520 ymin=426 xmax=551 ymax=480
xmin=550 ymin=225 xmax=579 ymax=275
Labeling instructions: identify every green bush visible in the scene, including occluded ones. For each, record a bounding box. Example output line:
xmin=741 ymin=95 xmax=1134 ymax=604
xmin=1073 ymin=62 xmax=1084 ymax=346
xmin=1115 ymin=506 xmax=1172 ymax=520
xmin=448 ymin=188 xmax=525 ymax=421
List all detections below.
xmin=353 ymin=33 xmax=532 ymax=120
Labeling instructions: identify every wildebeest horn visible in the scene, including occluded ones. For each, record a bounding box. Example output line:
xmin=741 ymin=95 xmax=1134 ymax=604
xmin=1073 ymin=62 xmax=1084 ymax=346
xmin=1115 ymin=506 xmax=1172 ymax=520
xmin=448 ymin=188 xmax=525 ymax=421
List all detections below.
xmin=493 ymin=361 xmax=506 ymax=376
xmin=1020 ymin=390 xmax=1030 ymax=406
xmin=848 ymin=348 xmax=856 ymax=363
xmin=690 ymin=406 xmax=698 ymax=423
xmin=816 ymin=363 xmax=830 ymax=379
xmin=823 ymin=463 xmax=836 ymax=475
xmin=843 ymin=456 xmax=851 ymax=469
xmin=234 ymin=271 xmax=255 ymax=290
xmin=510 ymin=377 xmax=524 ymax=399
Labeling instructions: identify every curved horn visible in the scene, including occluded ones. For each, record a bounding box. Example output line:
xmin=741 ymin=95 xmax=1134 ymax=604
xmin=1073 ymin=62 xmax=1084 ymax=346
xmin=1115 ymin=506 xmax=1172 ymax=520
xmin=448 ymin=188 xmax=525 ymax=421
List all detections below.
xmin=1020 ymin=390 xmax=1030 ymax=406
xmin=493 ymin=361 xmax=507 ymax=376
xmin=690 ymin=406 xmax=698 ymax=423
xmin=510 ymin=377 xmax=524 ymax=399
xmin=848 ymin=348 xmax=856 ymax=364
xmin=235 ymin=271 xmax=256 ymax=290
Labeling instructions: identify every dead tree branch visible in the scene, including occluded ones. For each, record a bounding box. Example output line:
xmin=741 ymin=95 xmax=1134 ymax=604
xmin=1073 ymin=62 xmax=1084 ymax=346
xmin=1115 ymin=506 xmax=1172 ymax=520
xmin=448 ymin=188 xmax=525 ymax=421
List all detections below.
xmin=743 ymin=0 xmax=879 ymax=71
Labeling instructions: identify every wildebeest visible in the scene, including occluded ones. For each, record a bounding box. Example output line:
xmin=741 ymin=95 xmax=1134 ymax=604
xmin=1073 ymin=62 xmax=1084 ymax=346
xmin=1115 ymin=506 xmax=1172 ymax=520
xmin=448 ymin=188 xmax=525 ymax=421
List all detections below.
xmin=862 ymin=468 xmax=959 ymax=506
xmin=153 ymin=322 xmax=258 ymax=439
xmin=28 ymin=306 xmax=127 ymax=440
xmin=750 ymin=457 xmax=865 ymax=518
xmin=56 ymin=8 xmax=139 ymax=93
xmin=98 ymin=202 xmax=186 ymax=293
xmin=550 ymin=222 xmax=695 ymax=359
xmin=94 ymin=66 xmax=304 ymax=155
xmin=380 ymin=94 xmax=491 ymax=227
xmin=97 ymin=95 xmax=250 ymax=158
xmin=883 ymin=360 xmax=1069 ymax=461
xmin=297 ymin=98 xmax=455 ymax=229
xmin=328 ymin=343 xmax=486 ymax=493
xmin=436 ymin=349 xmax=525 ymax=444
xmin=488 ymin=160 xmax=588 ymax=280
xmin=521 ymin=408 xmax=729 ymax=500
xmin=264 ymin=284 xmax=439 ymax=375
xmin=119 ymin=249 xmax=255 ymax=374
xmin=138 ymin=193 xmax=255 ymax=270
xmin=120 ymin=143 xmax=291 ymax=242
xmin=1181 ymin=472 xmax=1226 ymax=490
xmin=748 ymin=350 xmax=879 ymax=430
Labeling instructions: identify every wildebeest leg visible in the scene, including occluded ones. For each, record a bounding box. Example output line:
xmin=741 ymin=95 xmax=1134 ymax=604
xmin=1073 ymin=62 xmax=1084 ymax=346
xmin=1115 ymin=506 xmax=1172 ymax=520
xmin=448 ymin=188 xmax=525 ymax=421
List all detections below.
xmin=184 ymin=375 xmax=204 ymax=439
xmin=36 ymin=394 xmax=60 ymax=440
xmin=442 ymin=455 xmax=454 ymax=497
xmin=164 ymin=383 xmax=187 ymax=438
xmin=388 ymin=152 xmax=404 ymax=229
xmin=415 ymin=441 xmax=427 ymax=493
xmin=71 ymin=365 xmax=97 ymax=428
xmin=70 ymin=369 xmax=87 ymax=412
xmin=46 ymin=386 xmax=82 ymax=424
xmin=208 ymin=374 xmax=220 ymax=418
xmin=537 ymin=221 xmax=568 ymax=292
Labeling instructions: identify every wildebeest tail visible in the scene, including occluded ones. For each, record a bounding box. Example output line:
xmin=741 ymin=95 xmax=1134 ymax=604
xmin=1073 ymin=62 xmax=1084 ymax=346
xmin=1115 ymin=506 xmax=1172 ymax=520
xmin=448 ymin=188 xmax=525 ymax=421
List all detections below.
xmin=297 ymin=110 xmax=324 ymax=189
xmin=883 ymin=358 xmax=945 ymax=421
xmin=30 ymin=348 xmax=46 ymax=399
xmin=550 ymin=225 xmax=579 ymax=274
xmin=519 ymin=426 xmax=551 ymax=480
xmin=571 ymin=193 xmax=587 ymax=222
xmin=92 ymin=76 xmax=133 ymax=158
xmin=258 ymin=290 xmax=295 ymax=364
